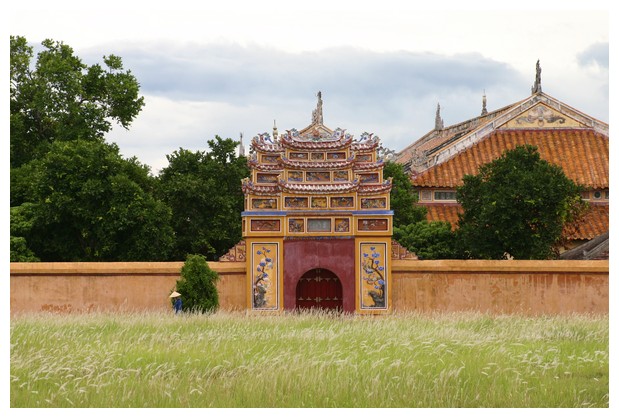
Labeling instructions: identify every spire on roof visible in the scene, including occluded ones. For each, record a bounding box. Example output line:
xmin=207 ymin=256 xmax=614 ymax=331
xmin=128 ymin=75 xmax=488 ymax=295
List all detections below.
xmin=531 ymin=60 xmax=542 ymax=94
xmin=238 ymin=132 xmax=245 ymax=156
xmin=481 ymin=91 xmax=488 ymax=116
xmin=312 ymin=91 xmax=324 ymax=124
xmin=435 ymin=102 xmax=444 ymax=130
xmin=273 ymin=120 xmax=278 ymax=140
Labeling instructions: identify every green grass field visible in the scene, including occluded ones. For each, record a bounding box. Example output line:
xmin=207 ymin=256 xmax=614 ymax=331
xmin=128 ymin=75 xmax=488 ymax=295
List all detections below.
xmin=10 ymin=311 xmax=608 ymax=408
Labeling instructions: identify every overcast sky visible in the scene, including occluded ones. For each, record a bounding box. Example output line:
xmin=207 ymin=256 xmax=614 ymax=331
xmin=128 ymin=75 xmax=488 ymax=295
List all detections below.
xmin=8 ymin=1 xmax=611 ymax=174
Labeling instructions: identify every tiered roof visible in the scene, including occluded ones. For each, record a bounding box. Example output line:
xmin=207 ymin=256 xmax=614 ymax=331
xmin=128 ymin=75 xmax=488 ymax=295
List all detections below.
xmin=396 ymin=64 xmax=609 ymax=243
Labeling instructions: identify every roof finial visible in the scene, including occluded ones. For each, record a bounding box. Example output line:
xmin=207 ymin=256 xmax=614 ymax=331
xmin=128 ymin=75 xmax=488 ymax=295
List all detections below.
xmin=531 ymin=60 xmax=542 ymax=94
xmin=238 ymin=132 xmax=245 ymax=156
xmin=273 ymin=119 xmax=278 ymax=140
xmin=435 ymin=102 xmax=444 ymax=130
xmin=481 ymin=90 xmax=488 ymax=116
xmin=312 ymin=91 xmax=323 ymax=124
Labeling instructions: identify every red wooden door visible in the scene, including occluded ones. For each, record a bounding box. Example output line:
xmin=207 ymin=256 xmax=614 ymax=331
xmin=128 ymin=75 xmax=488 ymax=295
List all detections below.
xmin=296 ymin=268 xmax=343 ymax=311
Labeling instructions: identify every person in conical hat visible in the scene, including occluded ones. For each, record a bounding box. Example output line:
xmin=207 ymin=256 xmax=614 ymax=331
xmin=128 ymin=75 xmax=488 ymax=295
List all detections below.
xmin=169 ymin=291 xmax=182 ymax=313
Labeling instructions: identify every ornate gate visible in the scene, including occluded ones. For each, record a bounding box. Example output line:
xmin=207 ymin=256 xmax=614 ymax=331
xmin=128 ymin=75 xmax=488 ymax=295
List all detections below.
xmin=296 ymin=268 xmax=343 ymax=311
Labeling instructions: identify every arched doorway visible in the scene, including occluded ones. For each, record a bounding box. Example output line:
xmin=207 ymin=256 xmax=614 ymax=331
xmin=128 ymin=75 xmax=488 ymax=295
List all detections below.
xmin=296 ymin=268 xmax=343 ymax=311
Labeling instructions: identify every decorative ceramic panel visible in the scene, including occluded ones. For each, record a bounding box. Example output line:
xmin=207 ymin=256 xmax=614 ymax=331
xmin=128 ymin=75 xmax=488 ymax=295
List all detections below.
xmin=311 ymin=152 xmax=324 ymax=160
xmin=311 ymin=196 xmax=328 ymax=209
xmin=252 ymin=243 xmax=279 ymax=310
xmin=331 ymin=196 xmax=354 ymax=208
xmin=503 ymin=104 xmax=582 ymax=129
xmin=289 ymin=152 xmax=308 ymax=160
xmin=251 ymin=219 xmax=281 ymax=231
xmin=252 ymin=198 xmax=277 ymax=210
xmin=307 ymin=171 xmax=330 ymax=182
xmin=335 ymin=218 xmax=350 ymax=232
xmin=307 ymin=219 xmax=331 ymax=232
xmin=327 ymin=152 xmax=346 ymax=160
xmin=256 ymin=173 xmax=279 ymax=183
xmin=289 ymin=219 xmax=304 ymax=233
xmin=333 ymin=171 xmax=349 ymax=182
xmin=356 ymin=154 xmax=372 ymax=162
xmin=361 ymin=198 xmax=387 ymax=209
xmin=359 ymin=242 xmax=387 ymax=310
xmin=262 ymin=155 xmax=279 ymax=163
xmin=284 ymin=197 xmax=309 ymax=208
xmin=359 ymin=173 xmax=379 ymax=184
xmin=358 ymin=219 xmax=388 ymax=231
xmin=288 ymin=171 xmax=303 ymax=182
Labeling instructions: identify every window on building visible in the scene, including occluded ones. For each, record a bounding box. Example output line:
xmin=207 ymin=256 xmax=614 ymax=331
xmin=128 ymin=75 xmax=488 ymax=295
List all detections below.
xmin=434 ymin=191 xmax=457 ymax=201
xmin=593 ymin=191 xmax=602 ymax=200
xmin=421 ymin=190 xmax=432 ymax=201
xmin=605 ymin=190 xmax=609 ymax=200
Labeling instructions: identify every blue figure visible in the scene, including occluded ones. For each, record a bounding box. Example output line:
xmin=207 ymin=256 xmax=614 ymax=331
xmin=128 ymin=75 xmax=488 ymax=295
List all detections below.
xmin=170 ymin=291 xmax=182 ymax=314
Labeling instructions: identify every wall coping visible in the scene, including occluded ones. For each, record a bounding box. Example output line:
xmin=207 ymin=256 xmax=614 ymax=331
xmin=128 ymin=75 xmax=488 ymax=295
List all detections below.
xmin=11 ymin=260 xmax=608 ymax=275
xmin=391 ymin=259 xmax=608 ymax=273
xmin=10 ymin=262 xmax=246 ymax=275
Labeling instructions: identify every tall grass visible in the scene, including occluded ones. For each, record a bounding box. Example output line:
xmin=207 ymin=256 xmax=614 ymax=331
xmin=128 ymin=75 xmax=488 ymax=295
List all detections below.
xmin=10 ymin=311 xmax=608 ymax=407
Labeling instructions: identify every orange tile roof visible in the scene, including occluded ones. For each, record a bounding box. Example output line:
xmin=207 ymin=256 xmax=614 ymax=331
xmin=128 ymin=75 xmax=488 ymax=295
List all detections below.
xmin=421 ymin=202 xmax=608 ymax=241
xmin=412 ymin=129 xmax=608 ymax=189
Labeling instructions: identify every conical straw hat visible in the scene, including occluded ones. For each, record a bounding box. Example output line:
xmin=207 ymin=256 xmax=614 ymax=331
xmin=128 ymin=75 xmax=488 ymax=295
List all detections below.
xmin=169 ymin=291 xmax=181 ymax=298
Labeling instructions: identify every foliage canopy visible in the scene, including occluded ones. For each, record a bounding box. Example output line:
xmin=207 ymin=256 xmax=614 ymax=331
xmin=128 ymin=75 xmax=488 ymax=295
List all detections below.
xmin=456 ymin=145 xmax=586 ymax=259
xmin=175 ymin=254 xmax=220 ymax=313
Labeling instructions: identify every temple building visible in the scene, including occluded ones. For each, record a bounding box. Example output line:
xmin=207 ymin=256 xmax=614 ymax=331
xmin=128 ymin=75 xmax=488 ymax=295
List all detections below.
xmin=395 ymin=61 xmax=609 ymax=250
xmin=240 ymin=92 xmax=396 ymax=313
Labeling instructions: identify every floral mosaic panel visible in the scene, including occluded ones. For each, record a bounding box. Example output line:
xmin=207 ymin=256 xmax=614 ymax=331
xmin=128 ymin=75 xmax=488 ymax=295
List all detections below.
xmin=252 ymin=198 xmax=278 ymax=210
xmin=356 ymin=154 xmax=372 ymax=162
xmin=256 ymin=173 xmax=279 ymax=183
xmin=285 ymin=197 xmax=309 ymax=208
xmin=335 ymin=218 xmax=350 ymax=232
xmin=288 ymin=171 xmax=303 ymax=182
xmin=358 ymin=219 xmax=388 ymax=231
xmin=333 ymin=171 xmax=349 ymax=182
xmin=252 ymin=243 xmax=279 ymax=310
xmin=250 ymin=219 xmax=281 ymax=231
xmin=311 ymin=197 xmax=328 ymax=208
xmin=331 ymin=196 xmax=354 ymax=208
xmin=307 ymin=171 xmax=330 ymax=182
xmin=361 ymin=198 xmax=387 ymax=209
xmin=311 ymin=152 xmax=324 ymax=160
xmin=359 ymin=243 xmax=387 ymax=310
xmin=327 ymin=152 xmax=346 ymax=160
xmin=262 ymin=155 xmax=279 ymax=163
xmin=289 ymin=152 xmax=308 ymax=160
xmin=289 ymin=219 xmax=304 ymax=233
xmin=359 ymin=173 xmax=379 ymax=184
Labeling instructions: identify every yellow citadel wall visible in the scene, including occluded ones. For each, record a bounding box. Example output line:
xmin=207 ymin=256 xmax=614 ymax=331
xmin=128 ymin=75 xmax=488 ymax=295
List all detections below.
xmin=10 ymin=260 xmax=607 ymax=315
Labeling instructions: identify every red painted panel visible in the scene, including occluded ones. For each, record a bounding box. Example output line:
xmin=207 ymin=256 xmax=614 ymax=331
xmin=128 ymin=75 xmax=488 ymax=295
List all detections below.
xmin=283 ymin=239 xmax=355 ymax=312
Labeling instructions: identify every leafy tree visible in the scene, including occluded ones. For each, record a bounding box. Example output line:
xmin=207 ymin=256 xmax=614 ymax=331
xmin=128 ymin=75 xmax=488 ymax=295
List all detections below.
xmin=383 ymin=161 xmax=427 ymax=228
xmin=175 ymin=254 xmax=219 ymax=313
xmin=393 ymin=220 xmax=459 ymax=260
xmin=14 ymin=140 xmax=175 ymax=261
xmin=10 ymin=205 xmax=40 ymax=262
xmin=456 ymin=145 xmax=586 ymax=259
xmin=10 ymin=35 xmax=144 ymax=169
xmin=157 ymin=136 xmax=249 ymax=261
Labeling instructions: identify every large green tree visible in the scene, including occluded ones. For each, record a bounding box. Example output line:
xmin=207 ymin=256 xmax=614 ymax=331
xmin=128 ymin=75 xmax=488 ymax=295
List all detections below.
xmin=456 ymin=145 xmax=586 ymax=259
xmin=383 ymin=161 xmax=427 ymax=228
xmin=13 ymin=140 xmax=175 ymax=261
xmin=10 ymin=35 xmax=144 ymax=170
xmin=157 ymin=137 xmax=249 ymax=261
